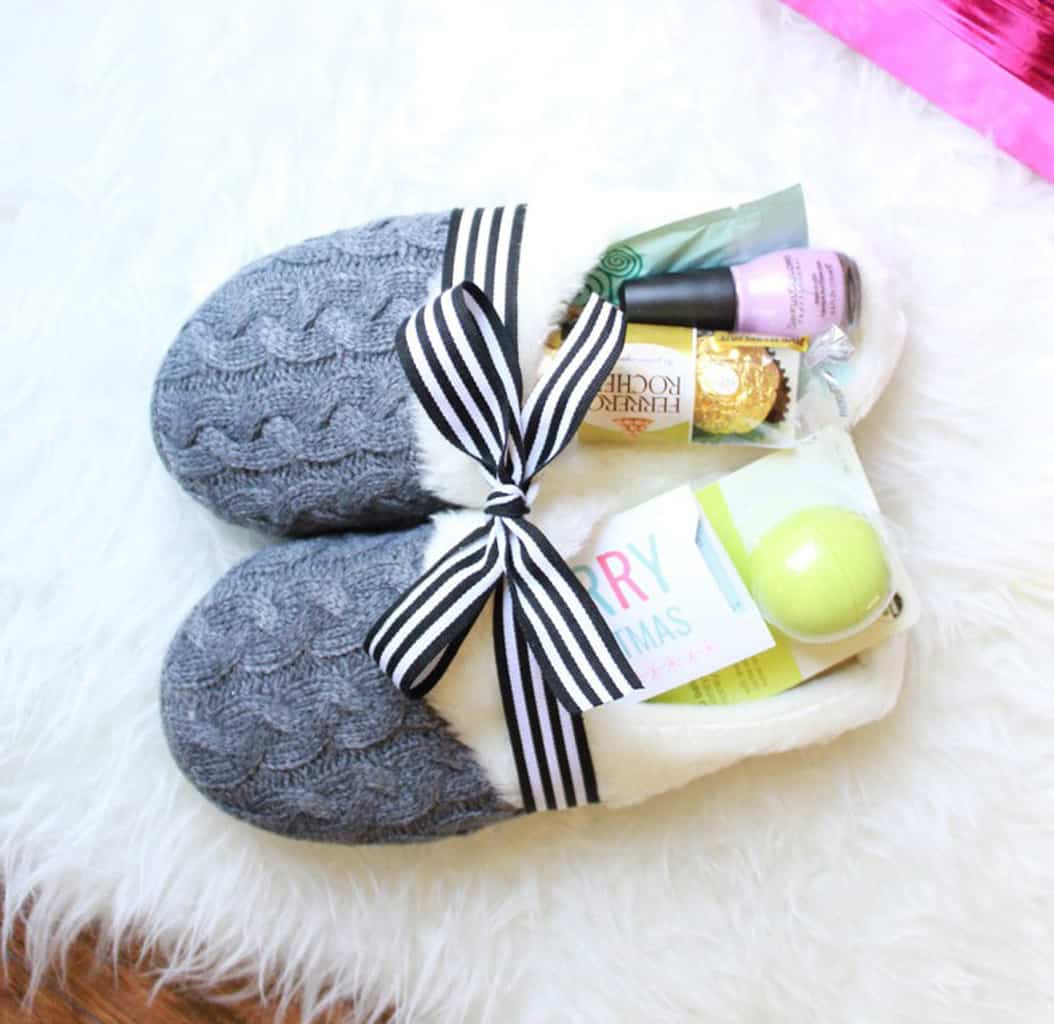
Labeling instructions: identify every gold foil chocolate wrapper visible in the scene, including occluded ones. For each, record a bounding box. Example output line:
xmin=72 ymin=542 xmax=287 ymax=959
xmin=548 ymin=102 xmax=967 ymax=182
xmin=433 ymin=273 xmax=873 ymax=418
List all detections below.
xmin=693 ymin=337 xmax=787 ymax=435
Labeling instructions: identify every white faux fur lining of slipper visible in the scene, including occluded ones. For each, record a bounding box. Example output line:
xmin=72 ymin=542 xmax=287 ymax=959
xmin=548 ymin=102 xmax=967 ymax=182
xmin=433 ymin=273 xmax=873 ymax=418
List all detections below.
xmin=409 ymin=188 xmax=910 ymax=810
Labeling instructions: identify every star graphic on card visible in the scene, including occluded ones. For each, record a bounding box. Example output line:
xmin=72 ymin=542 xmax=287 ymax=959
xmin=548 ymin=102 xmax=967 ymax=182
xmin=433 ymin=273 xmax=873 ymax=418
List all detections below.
xmin=648 ymin=663 xmax=663 ymax=682
xmin=666 ymin=656 xmax=678 ymax=671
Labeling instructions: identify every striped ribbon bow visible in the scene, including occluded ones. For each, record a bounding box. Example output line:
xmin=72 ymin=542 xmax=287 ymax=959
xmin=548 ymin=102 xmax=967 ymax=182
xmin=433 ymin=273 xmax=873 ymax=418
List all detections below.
xmin=365 ymin=282 xmax=644 ymax=731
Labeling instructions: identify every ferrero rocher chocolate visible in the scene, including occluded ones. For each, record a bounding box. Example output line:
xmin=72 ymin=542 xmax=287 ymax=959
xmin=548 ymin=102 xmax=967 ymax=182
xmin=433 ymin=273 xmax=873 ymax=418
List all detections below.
xmin=693 ymin=337 xmax=785 ymax=435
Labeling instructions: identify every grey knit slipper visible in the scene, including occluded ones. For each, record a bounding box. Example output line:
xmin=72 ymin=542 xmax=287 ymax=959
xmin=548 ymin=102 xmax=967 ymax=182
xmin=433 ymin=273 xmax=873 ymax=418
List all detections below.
xmin=161 ymin=523 xmax=519 ymax=844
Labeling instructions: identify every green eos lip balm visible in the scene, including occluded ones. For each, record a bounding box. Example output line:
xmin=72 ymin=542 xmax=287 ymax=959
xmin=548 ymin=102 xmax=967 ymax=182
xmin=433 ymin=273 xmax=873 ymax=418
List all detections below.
xmin=748 ymin=506 xmax=892 ymax=643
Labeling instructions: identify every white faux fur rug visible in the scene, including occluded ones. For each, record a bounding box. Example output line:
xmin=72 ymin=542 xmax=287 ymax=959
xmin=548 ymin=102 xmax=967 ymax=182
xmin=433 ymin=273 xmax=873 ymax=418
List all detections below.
xmin=3 ymin=1 xmax=1054 ymax=1021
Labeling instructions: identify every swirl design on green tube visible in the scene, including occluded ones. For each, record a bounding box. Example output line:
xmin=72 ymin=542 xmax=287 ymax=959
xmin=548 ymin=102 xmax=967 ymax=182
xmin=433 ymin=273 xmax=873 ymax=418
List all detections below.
xmin=599 ymin=244 xmax=644 ymax=277
xmin=584 ymin=244 xmax=645 ymax=302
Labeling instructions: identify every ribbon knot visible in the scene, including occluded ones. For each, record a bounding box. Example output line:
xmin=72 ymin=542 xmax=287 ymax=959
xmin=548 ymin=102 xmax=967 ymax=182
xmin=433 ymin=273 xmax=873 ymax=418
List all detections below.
xmin=365 ymin=281 xmax=644 ymax=717
xmin=486 ymin=481 xmax=534 ymax=519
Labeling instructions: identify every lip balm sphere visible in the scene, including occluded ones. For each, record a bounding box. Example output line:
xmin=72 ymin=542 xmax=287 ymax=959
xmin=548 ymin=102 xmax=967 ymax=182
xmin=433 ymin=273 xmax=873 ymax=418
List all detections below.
xmin=748 ymin=506 xmax=892 ymax=642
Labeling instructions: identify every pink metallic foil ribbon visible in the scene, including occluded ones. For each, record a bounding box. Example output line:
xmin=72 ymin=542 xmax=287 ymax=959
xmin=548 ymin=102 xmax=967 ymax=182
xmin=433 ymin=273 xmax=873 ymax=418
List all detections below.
xmin=781 ymin=0 xmax=1054 ymax=183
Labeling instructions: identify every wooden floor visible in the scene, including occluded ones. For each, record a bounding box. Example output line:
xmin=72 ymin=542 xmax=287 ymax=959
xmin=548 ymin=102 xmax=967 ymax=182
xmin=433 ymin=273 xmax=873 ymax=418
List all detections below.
xmin=1 ymin=902 xmax=366 ymax=1024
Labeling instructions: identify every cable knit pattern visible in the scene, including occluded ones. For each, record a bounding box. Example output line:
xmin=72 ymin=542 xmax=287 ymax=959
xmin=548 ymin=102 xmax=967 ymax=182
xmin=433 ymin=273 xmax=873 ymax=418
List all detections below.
xmin=161 ymin=526 xmax=519 ymax=844
xmin=151 ymin=212 xmax=452 ymax=536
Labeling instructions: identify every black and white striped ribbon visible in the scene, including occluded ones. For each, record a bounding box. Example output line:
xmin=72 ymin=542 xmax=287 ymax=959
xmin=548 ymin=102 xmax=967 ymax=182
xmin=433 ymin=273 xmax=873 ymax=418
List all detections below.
xmin=442 ymin=206 xmax=526 ymax=336
xmin=493 ymin=582 xmax=599 ymax=809
xmin=364 ymin=280 xmax=643 ymax=810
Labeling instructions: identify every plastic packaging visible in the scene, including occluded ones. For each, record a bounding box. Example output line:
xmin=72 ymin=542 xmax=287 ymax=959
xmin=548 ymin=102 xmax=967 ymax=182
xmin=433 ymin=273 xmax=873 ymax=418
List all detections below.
xmin=549 ymin=324 xmax=851 ymax=449
xmin=649 ymin=429 xmax=918 ymax=706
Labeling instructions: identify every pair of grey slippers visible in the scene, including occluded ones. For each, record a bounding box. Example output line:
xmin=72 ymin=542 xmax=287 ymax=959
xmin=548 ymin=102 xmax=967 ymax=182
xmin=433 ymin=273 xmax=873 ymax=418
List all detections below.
xmin=154 ymin=211 xmax=522 ymax=844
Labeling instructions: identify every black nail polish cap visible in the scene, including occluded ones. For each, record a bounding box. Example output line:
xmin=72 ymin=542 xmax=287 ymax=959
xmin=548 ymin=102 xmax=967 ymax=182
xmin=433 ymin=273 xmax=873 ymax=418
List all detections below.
xmin=619 ymin=268 xmax=738 ymax=329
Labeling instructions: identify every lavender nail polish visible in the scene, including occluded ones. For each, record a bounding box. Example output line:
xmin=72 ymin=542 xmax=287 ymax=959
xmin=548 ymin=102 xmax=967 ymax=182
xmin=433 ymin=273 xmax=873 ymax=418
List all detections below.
xmin=619 ymin=248 xmax=861 ymax=337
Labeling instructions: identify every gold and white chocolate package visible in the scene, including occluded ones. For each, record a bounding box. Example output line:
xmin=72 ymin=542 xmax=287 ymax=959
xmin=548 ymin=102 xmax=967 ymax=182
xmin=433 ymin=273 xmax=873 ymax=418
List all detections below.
xmin=541 ymin=323 xmax=844 ymax=448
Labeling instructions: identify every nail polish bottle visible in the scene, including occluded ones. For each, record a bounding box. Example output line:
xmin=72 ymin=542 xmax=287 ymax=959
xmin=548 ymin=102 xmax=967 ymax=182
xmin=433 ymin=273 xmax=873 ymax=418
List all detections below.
xmin=619 ymin=248 xmax=860 ymax=338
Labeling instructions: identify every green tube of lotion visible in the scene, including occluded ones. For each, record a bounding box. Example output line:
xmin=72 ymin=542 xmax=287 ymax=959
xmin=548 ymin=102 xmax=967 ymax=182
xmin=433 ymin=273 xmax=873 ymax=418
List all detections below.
xmin=573 ymin=185 xmax=809 ymax=306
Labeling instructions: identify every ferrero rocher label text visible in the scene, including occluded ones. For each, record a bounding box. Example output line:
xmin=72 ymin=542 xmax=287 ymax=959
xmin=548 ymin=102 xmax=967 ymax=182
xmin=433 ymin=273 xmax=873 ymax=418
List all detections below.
xmin=592 ymin=373 xmax=683 ymax=415
xmin=580 ymin=324 xmax=696 ymax=443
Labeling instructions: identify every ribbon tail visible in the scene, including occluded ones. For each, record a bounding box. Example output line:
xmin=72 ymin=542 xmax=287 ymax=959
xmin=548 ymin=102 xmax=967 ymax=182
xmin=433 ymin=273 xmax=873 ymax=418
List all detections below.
xmin=364 ymin=523 xmax=503 ymax=698
xmin=520 ymin=293 xmax=626 ymax=479
xmin=503 ymin=519 xmax=643 ymax=713
xmin=494 ymin=581 xmax=599 ymax=811
xmin=396 ymin=283 xmax=525 ymax=481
